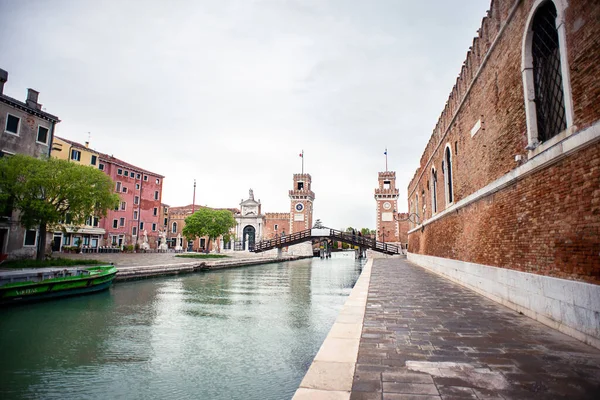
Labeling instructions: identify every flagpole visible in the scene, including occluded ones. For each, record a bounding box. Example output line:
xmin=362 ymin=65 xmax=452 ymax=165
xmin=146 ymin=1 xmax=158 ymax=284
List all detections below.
xmin=192 ymin=179 xmax=196 ymax=214
xmin=385 ymin=148 xmax=388 ymax=171
xmin=302 ymin=150 xmax=304 ymax=174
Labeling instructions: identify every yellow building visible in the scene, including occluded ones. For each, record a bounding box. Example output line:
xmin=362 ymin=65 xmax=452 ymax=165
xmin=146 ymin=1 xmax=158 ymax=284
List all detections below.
xmin=51 ymin=136 xmax=101 ymax=167
xmin=49 ymin=136 xmax=107 ymax=252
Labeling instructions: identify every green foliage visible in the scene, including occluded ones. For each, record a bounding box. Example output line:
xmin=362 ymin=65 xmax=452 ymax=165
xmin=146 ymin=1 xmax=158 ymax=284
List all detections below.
xmin=0 ymin=155 xmax=120 ymax=260
xmin=0 ymin=154 xmax=119 ymax=229
xmin=175 ymin=254 xmax=229 ymax=259
xmin=360 ymin=228 xmax=371 ymax=236
xmin=123 ymin=245 xmax=134 ymax=252
xmin=341 ymin=242 xmax=350 ymax=249
xmin=183 ymin=208 xmax=236 ymax=251
xmin=1 ymin=258 xmax=103 ymax=269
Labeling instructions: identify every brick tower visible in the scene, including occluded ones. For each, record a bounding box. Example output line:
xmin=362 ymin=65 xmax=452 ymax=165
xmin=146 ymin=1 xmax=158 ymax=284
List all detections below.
xmin=288 ymin=173 xmax=315 ymax=234
xmin=375 ymin=171 xmax=399 ymax=242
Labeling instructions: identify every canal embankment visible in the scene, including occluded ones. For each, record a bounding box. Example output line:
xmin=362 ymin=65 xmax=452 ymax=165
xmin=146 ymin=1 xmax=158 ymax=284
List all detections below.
xmin=114 ymin=254 xmax=311 ymax=281
xmin=292 ymin=258 xmax=373 ymax=399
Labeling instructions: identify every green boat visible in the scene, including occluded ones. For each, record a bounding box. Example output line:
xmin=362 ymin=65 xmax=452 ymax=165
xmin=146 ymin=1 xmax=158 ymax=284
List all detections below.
xmin=0 ymin=265 xmax=118 ymax=305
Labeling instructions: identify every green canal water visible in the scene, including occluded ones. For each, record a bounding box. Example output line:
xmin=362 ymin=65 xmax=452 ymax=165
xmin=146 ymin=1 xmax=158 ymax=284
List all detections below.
xmin=0 ymin=257 xmax=363 ymax=400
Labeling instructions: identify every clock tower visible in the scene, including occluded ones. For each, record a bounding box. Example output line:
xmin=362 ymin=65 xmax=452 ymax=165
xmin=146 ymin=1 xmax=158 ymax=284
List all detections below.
xmin=289 ymin=173 xmax=315 ymax=234
xmin=375 ymin=171 xmax=399 ymax=242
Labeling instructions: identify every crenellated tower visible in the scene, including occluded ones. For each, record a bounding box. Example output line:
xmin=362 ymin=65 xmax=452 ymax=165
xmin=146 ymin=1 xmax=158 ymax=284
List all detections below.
xmin=374 ymin=171 xmax=399 ymax=242
xmin=288 ymin=173 xmax=315 ymax=234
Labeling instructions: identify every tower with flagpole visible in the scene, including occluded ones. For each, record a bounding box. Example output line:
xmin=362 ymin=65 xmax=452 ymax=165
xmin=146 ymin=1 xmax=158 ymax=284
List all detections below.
xmin=289 ymin=150 xmax=314 ymax=235
xmin=375 ymin=148 xmax=399 ymax=243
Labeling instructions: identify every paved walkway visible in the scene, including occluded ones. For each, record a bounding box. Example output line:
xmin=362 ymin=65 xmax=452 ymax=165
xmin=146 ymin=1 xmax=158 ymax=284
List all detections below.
xmin=351 ymin=258 xmax=600 ymax=400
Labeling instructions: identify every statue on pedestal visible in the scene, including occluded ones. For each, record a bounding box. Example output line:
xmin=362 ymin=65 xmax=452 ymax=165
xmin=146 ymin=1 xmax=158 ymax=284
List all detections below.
xmin=175 ymin=232 xmax=183 ymax=252
xmin=158 ymin=230 xmax=168 ymax=251
xmin=140 ymin=229 xmax=150 ymax=251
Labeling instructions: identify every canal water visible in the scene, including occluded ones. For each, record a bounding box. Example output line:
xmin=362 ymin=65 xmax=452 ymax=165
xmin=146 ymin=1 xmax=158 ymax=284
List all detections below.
xmin=0 ymin=257 xmax=363 ymax=400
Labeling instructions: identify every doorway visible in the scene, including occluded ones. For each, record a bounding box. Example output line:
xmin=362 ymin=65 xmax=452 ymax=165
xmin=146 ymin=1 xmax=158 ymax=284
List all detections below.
xmin=243 ymin=225 xmax=256 ymax=251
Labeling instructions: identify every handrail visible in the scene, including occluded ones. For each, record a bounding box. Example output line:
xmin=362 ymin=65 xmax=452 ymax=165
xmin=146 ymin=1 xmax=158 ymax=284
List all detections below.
xmin=252 ymin=227 xmax=400 ymax=255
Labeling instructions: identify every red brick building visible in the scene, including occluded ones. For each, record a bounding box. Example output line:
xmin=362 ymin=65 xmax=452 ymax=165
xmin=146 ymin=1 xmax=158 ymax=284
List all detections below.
xmin=407 ymin=0 xmax=599 ymax=347
xmin=167 ymin=204 xmax=239 ymax=252
xmin=99 ymin=155 xmax=164 ymax=249
xmin=263 ymin=212 xmax=291 ymax=239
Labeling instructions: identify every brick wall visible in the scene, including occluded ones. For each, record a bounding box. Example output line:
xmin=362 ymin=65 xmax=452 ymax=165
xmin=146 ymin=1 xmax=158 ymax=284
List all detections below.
xmin=407 ymin=0 xmax=600 ymax=284
xmin=397 ymin=213 xmax=409 ymax=245
xmin=263 ymin=212 xmax=290 ymax=239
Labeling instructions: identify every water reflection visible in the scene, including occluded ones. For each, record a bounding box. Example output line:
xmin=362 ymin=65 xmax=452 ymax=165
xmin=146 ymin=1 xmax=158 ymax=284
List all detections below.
xmin=0 ymin=257 xmax=363 ymax=400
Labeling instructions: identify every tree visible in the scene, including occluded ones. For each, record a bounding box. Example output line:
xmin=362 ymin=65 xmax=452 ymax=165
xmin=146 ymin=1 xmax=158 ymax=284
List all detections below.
xmin=360 ymin=228 xmax=371 ymax=236
xmin=0 ymin=154 xmax=119 ymax=260
xmin=182 ymin=208 xmax=236 ymax=253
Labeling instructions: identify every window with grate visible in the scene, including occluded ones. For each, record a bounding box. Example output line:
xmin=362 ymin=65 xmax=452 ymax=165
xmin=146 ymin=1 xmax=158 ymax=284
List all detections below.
xmin=532 ymin=1 xmax=566 ymax=142
xmin=431 ymin=168 xmax=437 ymax=214
xmin=444 ymin=146 xmax=453 ymax=204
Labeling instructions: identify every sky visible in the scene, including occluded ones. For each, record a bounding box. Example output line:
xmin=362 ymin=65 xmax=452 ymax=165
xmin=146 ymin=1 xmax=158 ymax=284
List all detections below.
xmin=0 ymin=0 xmax=490 ymax=230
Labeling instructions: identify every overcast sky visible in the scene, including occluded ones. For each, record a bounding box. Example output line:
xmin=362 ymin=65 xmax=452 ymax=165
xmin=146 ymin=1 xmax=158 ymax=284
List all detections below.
xmin=0 ymin=0 xmax=490 ymax=230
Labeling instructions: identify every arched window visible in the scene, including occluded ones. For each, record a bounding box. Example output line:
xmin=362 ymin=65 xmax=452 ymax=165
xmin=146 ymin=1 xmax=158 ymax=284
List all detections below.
xmin=522 ymin=0 xmax=572 ymax=148
xmin=431 ymin=168 xmax=437 ymax=214
xmin=172 ymin=222 xmax=177 ymax=233
xmin=444 ymin=145 xmax=453 ymax=205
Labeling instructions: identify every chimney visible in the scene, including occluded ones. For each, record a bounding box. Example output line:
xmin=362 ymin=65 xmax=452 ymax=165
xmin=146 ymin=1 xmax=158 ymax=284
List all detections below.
xmin=85 ymin=141 xmax=89 ymax=148
xmin=26 ymin=88 xmax=42 ymax=110
xmin=0 ymin=69 xmax=7 ymax=95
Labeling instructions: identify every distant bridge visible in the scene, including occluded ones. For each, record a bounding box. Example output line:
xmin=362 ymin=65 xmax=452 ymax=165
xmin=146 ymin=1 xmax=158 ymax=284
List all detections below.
xmin=252 ymin=228 xmax=401 ymax=255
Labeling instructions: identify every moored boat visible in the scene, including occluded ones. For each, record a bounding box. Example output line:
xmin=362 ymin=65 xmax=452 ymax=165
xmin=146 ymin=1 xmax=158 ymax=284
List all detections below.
xmin=0 ymin=265 xmax=118 ymax=305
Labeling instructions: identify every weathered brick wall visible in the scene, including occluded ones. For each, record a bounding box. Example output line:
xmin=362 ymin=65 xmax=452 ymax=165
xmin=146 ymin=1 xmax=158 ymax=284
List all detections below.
xmin=407 ymin=0 xmax=600 ymax=284
xmin=410 ymin=144 xmax=600 ymax=283
xmin=263 ymin=213 xmax=290 ymax=239
xmin=397 ymin=213 xmax=409 ymax=245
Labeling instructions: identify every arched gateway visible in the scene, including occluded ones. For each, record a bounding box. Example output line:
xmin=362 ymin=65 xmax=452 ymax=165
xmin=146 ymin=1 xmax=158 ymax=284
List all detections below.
xmin=243 ymin=225 xmax=256 ymax=251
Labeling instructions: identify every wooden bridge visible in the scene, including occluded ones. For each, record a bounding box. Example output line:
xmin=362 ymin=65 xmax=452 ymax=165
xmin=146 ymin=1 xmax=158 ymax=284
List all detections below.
xmin=252 ymin=228 xmax=401 ymax=255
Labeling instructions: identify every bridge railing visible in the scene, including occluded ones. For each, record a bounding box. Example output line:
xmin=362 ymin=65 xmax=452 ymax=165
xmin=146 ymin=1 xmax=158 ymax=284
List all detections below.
xmin=253 ymin=228 xmax=313 ymax=252
xmin=253 ymin=227 xmax=400 ymax=255
xmin=328 ymin=229 xmax=400 ymax=254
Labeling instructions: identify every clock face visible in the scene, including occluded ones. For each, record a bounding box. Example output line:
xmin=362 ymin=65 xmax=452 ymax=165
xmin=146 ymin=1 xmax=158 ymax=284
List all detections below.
xmin=383 ymin=202 xmax=391 ymax=210
xmin=295 ymin=203 xmax=304 ymax=212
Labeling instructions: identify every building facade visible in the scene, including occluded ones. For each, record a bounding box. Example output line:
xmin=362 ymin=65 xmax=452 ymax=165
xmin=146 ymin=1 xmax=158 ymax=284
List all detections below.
xmin=406 ymin=0 xmax=600 ymax=346
xmin=234 ymin=189 xmax=263 ymax=250
xmin=50 ymin=137 xmax=105 ymax=251
xmin=99 ymin=154 xmax=164 ymax=249
xmin=50 ymin=137 xmax=165 ymax=251
xmin=168 ymin=204 xmax=239 ymax=252
xmin=0 ymin=68 xmax=60 ymax=259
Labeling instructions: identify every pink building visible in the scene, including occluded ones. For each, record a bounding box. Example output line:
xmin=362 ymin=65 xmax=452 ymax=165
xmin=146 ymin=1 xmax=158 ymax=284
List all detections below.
xmin=98 ymin=154 xmax=164 ymax=248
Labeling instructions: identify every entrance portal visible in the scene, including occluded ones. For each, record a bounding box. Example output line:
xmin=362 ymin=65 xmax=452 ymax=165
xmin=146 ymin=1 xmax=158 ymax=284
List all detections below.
xmin=243 ymin=225 xmax=256 ymax=251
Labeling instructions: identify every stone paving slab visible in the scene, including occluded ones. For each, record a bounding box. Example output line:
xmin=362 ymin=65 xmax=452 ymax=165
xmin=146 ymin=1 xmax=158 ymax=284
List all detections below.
xmin=350 ymin=258 xmax=600 ymax=400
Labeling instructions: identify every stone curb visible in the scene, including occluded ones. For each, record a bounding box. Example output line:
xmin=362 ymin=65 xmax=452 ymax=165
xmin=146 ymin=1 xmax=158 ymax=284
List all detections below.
xmin=292 ymin=258 xmax=373 ymax=400
xmin=114 ymin=255 xmax=310 ymax=281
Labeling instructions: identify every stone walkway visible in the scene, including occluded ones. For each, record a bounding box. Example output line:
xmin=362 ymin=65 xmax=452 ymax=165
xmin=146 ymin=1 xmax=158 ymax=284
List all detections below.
xmin=351 ymin=258 xmax=600 ymax=400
